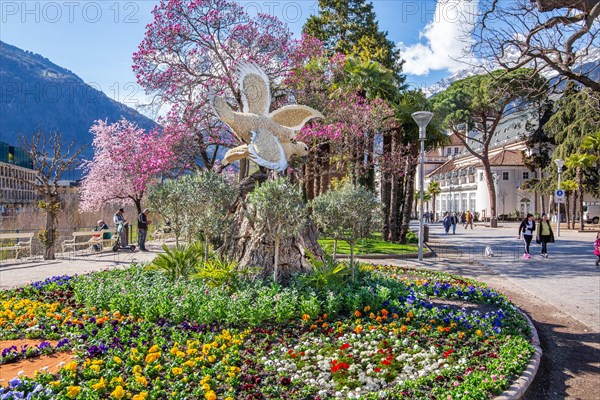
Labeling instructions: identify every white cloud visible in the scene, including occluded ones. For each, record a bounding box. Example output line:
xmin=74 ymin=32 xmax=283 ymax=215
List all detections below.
xmin=398 ymin=0 xmax=479 ymax=76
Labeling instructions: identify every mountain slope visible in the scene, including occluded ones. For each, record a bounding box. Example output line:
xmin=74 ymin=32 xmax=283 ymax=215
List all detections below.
xmin=0 ymin=41 xmax=157 ymax=156
xmin=424 ymin=51 xmax=600 ymax=97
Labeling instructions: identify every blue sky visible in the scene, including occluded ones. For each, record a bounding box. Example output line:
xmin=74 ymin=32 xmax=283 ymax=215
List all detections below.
xmin=0 ymin=0 xmax=477 ymax=111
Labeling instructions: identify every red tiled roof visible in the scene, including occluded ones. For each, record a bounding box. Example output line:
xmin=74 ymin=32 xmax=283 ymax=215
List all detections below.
xmin=426 ymin=158 xmax=455 ymax=177
xmin=448 ymin=133 xmax=463 ymax=146
xmin=489 ymin=150 xmax=524 ymax=166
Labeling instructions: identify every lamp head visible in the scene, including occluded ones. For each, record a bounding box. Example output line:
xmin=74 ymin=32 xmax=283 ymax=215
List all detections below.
xmin=411 ymin=111 xmax=434 ymax=129
xmin=554 ymin=158 xmax=565 ymax=169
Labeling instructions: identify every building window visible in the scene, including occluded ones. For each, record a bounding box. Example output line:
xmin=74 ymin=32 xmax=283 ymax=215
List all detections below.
xmin=469 ymin=193 xmax=476 ymax=212
xmin=502 ymin=172 xmax=509 ymax=181
xmin=479 ymin=172 xmax=483 ymax=181
xmin=446 ymin=147 xmax=451 ymax=156
xmin=522 ymin=171 xmax=529 ymax=180
xmin=461 ymin=193 xmax=467 ymax=211
xmin=454 ymin=147 xmax=459 ymax=154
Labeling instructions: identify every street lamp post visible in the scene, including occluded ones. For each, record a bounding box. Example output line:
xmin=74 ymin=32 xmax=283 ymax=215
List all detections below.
xmin=412 ymin=111 xmax=434 ymax=261
xmin=554 ymin=158 xmax=564 ymax=237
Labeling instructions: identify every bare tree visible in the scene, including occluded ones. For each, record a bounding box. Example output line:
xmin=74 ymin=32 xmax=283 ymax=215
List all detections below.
xmin=17 ymin=131 xmax=84 ymax=260
xmin=473 ymin=0 xmax=600 ymax=92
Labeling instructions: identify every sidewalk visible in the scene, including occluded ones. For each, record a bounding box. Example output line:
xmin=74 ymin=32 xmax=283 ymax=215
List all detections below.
xmin=407 ymin=221 xmax=600 ymax=333
xmin=0 ymin=243 xmax=160 ymax=289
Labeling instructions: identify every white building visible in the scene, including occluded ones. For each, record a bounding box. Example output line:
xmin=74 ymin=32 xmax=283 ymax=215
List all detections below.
xmin=421 ymin=110 xmax=542 ymax=221
xmin=421 ymin=109 xmax=599 ymax=222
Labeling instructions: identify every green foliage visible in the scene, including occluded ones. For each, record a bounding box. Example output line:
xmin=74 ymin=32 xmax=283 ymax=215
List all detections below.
xmin=147 ymin=178 xmax=189 ymax=244
xmin=193 ymin=256 xmax=239 ymax=289
xmin=318 ymin=236 xmax=418 ymax=254
xmin=405 ymin=230 xmax=418 ymax=244
xmin=300 ymin=251 xmax=350 ymax=290
xmin=147 ymin=172 xmax=236 ymax=247
xmin=544 ymin=84 xmax=600 ymax=196
xmin=247 ymin=177 xmax=306 ymax=280
xmin=247 ymin=177 xmax=306 ymax=238
xmin=311 ymin=182 xmax=381 ymax=276
xmin=303 ymin=0 xmax=401 ymax=78
xmin=432 ymin=69 xmax=547 ymax=132
xmin=146 ymin=243 xmax=204 ymax=281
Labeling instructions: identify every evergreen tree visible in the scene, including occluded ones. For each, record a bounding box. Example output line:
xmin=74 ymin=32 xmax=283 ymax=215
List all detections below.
xmin=544 ymin=82 xmax=600 ymax=197
xmin=303 ymin=0 xmax=403 ymax=81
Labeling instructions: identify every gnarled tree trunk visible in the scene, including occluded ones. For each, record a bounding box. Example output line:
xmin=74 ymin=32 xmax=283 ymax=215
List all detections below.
xmin=219 ymin=173 xmax=323 ymax=281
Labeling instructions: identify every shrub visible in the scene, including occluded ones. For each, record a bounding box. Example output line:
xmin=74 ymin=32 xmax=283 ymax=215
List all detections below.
xmin=146 ymin=242 xmax=204 ymax=280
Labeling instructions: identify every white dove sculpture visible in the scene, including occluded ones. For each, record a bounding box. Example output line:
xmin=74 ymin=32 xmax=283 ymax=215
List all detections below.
xmin=211 ymin=62 xmax=324 ymax=172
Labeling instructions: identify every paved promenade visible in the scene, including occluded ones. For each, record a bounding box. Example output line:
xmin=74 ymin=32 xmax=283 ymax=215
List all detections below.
xmin=0 ymin=243 xmax=159 ymax=289
xmin=418 ymin=221 xmax=600 ymax=333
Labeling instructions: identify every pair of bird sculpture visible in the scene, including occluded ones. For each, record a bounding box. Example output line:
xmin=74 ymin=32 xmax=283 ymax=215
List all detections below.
xmin=211 ymin=62 xmax=324 ymax=172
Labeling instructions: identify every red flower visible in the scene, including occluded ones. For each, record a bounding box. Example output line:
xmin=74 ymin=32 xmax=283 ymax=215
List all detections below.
xmin=340 ymin=343 xmax=351 ymax=351
xmin=443 ymin=349 xmax=455 ymax=358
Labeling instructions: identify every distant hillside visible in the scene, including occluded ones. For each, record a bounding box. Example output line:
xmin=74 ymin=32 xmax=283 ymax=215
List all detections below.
xmin=0 ymin=41 xmax=158 ymax=161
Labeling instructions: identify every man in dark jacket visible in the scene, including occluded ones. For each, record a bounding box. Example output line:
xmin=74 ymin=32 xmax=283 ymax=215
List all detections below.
xmin=138 ymin=209 xmax=152 ymax=251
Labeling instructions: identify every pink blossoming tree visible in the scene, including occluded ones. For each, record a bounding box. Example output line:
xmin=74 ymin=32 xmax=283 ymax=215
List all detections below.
xmin=133 ymin=0 xmax=296 ymax=171
xmin=79 ymin=118 xmax=177 ymax=214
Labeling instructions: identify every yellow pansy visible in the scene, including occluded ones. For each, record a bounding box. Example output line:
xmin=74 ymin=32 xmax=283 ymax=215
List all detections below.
xmin=145 ymin=352 xmax=160 ymax=363
xmin=63 ymin=361 xmax=77 ymax=372
xmin=67 ymin=386 xmax=81 ymax=398
xmin=205 ymin=391 xmax=217 ymax=400
xmin=132 ymin=365 xmax=143 ymax=375
xmin=132 ymin=393 xmax=148 ymax=400
xmin=172 ymin=367 xmax=183 ymax=375
xmin=183 ymin=360 xmax=196 ymax=368
xmin=92 ymin=377 xmax=107 ymax=390
xmin=113 ymin=356 xmax=122 ymax=364
xmin=90 ymin=365 xmax=101 ymax=373
xmin=208 ymin=355 xmax=216 ymax=363
xmin=135 ymin=375 xmax=148 ymax=386
xmin=111 ymin=376 xmax=124 ymax=386
xmin=148 ymin=345 xmax=160 ymax=353
xmin=110 ymin=385 xmax=125 ymax=399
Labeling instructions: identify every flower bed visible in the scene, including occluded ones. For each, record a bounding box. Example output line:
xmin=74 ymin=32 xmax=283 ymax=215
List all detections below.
xmin=0 ymin=266 xmax=534 ymax=399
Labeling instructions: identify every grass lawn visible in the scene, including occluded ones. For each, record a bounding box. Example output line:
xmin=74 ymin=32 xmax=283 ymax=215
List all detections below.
xmin=318 ymin=234 xmax=418 ymax=255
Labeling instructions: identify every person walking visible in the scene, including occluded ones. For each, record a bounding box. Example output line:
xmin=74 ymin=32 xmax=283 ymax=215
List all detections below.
xmin=518 ymin=213 xmax=536 ymax=259
xmin=460 ymin=211 xmax=466 ymax=226
xmin=464 ymin=210 xmax=473 ymax=229
xmin=451 ymin=212 xmax=458 ymax=234
xmin=536 ymin=214 xmax=554 ymax=258
xmin=429 ymin=211 xmax=434 ymax=223
xmin=594 ymin=232 xmax=600 ymax=267
xmin=113 ymin=208 xmax=128 ymax=247
xmin=443 ymin=212 xmax=451 ymax=234
xmin=137 ymin=208 xmax=152 ymax=252
xmin=423 ymin=212 xmax=430 ymax=223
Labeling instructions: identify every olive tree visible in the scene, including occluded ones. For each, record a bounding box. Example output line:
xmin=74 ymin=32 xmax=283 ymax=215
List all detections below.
xmin=147 ymin=179 xmax=189 ymax=246
xmin=187 ymin=172 xmax=237 ymax=259
xmin=247 ymin=177 xmax=305 ymax=282
xmin=310 ymin=183 xmax=380 ymax=280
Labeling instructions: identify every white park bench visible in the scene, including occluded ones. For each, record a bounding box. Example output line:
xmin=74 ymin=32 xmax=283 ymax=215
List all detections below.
xmin=61 ymin=231 xmax=113 ymax=254
xmin=0 ymin=232 xmax=34 ymax=259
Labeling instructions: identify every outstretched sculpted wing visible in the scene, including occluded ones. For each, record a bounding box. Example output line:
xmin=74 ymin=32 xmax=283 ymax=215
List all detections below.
xmin=248 ymin=130 xmax=288 ymax=172
xmin=269 ymin=105 xmax=325 ymax=131
xmin=238 ymin=62 xmax=271 ymax=116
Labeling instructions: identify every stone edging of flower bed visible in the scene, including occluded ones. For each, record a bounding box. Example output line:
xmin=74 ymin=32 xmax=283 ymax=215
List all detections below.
xmin=493 ymin=311 xmax=542 ymax=400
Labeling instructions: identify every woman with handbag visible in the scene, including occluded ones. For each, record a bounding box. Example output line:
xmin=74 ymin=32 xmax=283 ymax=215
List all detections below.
xmin=536 ymin=214 xmax=554 ymax=258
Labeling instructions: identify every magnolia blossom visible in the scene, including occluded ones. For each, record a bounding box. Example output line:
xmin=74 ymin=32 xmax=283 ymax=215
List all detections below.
xmin=79 ymin=118 xmax=178 ymax=212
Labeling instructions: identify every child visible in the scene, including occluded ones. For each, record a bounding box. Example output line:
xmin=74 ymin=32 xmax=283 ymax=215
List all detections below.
xmin=595 ymin=233 xmax=600 ymax=267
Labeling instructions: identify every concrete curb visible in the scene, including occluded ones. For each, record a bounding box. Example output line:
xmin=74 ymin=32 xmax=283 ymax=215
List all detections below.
xmin=494 ymin=311 xmax=542 ymax=400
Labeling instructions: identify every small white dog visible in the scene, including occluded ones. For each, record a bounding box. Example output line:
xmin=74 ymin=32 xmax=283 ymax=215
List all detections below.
xmin=484 ymin=246 xmax=494 ymax=257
